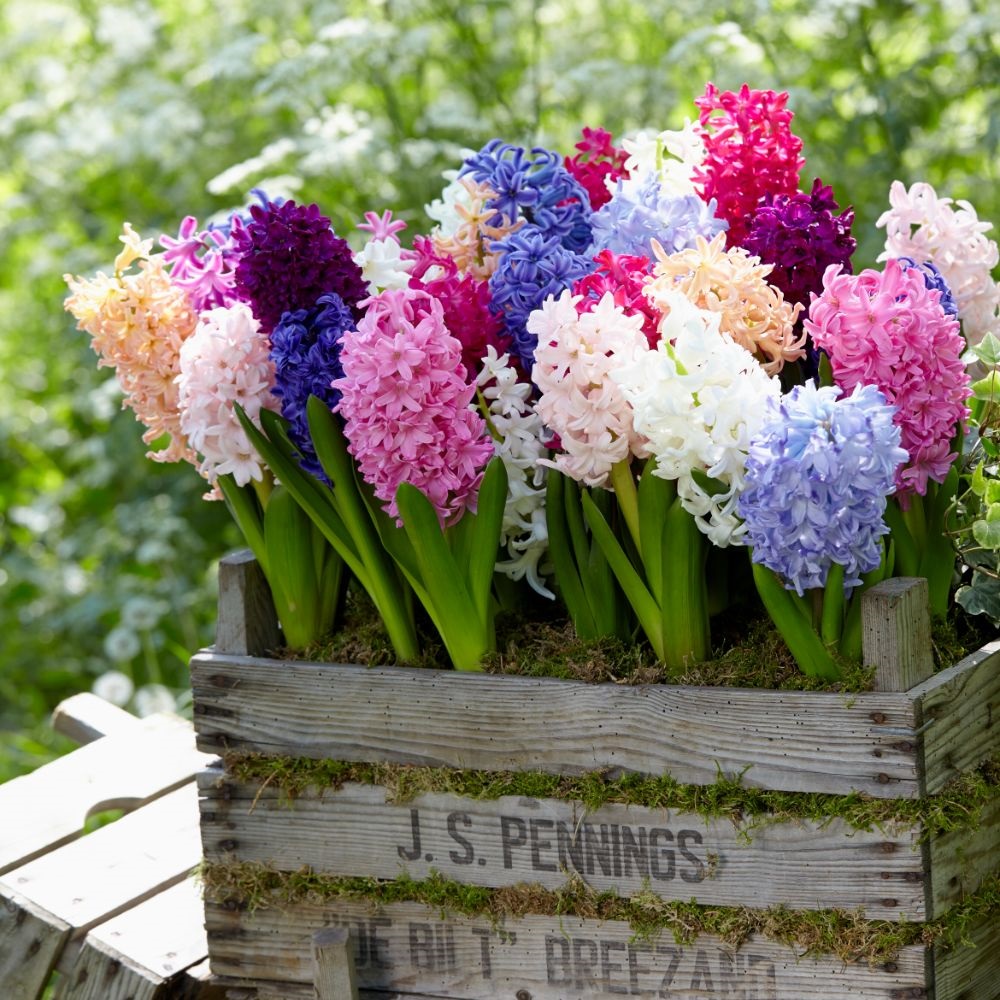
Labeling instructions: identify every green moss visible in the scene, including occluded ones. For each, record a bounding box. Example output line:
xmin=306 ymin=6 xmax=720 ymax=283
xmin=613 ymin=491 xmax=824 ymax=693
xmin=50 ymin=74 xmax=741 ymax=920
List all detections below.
xmin=201 ymin=860 xmax=1000 ymax=966
xmin=223 ymin=751 xmax=1000 ymax=839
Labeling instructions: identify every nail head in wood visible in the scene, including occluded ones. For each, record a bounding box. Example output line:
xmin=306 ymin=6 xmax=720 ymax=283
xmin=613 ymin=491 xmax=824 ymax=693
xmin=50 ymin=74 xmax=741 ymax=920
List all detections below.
xmin=216 ymin=550 xmax=280 ymax=657
xmin=861 ymin=577 xmax=935 ymax=692
xmin=311 ymin=926 xmax=358 ymax=1000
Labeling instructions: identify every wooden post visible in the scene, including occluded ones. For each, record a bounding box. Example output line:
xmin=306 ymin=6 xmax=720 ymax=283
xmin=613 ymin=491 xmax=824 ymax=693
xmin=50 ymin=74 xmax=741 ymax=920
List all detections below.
xmin=861 ymin=577 xmax=935 ymax=692
xmin=216 ymin=550 xmax=280 ymax=657
xmin=311 ymin=927 xmax=358 ymax=1000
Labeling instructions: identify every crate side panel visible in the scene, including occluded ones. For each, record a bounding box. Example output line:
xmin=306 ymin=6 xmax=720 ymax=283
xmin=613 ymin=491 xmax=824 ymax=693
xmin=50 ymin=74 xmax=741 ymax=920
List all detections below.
xmin=204 ymin=898 xmax=928 ymax=1000
xmin=199 ymin=777 xmax=927 ymax=921
xmin=191 ymin=653 xmax=920 ymax=797
xmin=933 ymin=910 xmax=1000 ymax=999
xmin=928 ymin=793 xmax=1000 ymax=920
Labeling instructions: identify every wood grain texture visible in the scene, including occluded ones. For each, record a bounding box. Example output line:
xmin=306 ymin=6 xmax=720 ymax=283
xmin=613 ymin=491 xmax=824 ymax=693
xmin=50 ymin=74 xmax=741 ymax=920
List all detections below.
xmin=216 ymin=551 xmax=280 ymax=658
xmin=910 ymin=640 xmax=1000 ymax=795
xmin=0 ymin=784 xmax=201 ymax=936
xmin=191 ymin=651 xmax=920 ymax=797
xmin=933 ymin=910 xmax=1000 ymax=1000
xmin=0 ymin=713 xmax=212 ymax=875
xmin=0 ymin=889 xmax=70 ymax=1000
xmin=862 ymin=578 xmax=935 ymax=692
xmin=198 ymin=775 xmax=927 ymax=920
xmin=312 ymin=926 xmax=359 ymax=1000
xmin=50 ymin=693 xmax=142 ymax=746
xmin=203 ymin=898 xmax=928 ymax=999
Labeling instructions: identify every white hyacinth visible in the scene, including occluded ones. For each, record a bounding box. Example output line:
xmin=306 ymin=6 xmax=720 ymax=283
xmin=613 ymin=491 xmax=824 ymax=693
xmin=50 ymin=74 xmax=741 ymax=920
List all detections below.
xmin=618 ymin=120 xmax=706 ymax=200
xmin=476 ymin=347 xmax=553 ymax=599
xmin=353 ymin=237 xmax=415 ymax=292
xmin=611 ymin=292 xmax=780 ymax=546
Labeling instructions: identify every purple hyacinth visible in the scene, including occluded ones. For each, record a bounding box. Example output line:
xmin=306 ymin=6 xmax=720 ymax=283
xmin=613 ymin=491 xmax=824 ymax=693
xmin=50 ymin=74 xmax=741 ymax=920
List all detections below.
xmin=231 ymin=200 xmax=367 ymax=334
xmin=461 ymin=140 xmax=593 ymax=253
xmin=270 ymin=292 xmax=355 ymax=479
xmin=488 ymin=224 xmax=594 ymax=367
xmin=896 ymin=256 xmax=959 ymax=318
xmin=743 ymin=178 xmax=856 ymax=310
xmin=588 ymin=175 xmax=727 ymax=259
xmin=737 ymin=382 xmax=907 ymax=596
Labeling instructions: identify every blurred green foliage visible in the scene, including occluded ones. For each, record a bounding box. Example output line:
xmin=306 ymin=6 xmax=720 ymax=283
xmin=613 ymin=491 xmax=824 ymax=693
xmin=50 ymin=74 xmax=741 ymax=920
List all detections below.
xmin=1 ymin=0 xmax=997 ymax=778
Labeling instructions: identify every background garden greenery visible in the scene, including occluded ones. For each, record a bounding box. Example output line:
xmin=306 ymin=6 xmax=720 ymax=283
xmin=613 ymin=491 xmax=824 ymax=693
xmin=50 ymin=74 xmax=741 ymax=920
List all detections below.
xmin=1 ymin=0 xmax=997 ymax=779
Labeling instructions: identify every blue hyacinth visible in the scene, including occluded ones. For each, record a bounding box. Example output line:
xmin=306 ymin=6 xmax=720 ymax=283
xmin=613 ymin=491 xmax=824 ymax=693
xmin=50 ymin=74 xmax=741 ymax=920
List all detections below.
xmin=488 ymin=225 xmax=594 ymax=368
xmin=737 ymin=382 xmax=908 ymax=596
xmin=588 ymin=175 xmax=728 ymax=259
xmin=896 ymin=256 xmax=959 ymax=318
xmin=461 ymin=140 xmax=593 ymax=253
xmin=269 ymin=292 xmax=355 ymax=479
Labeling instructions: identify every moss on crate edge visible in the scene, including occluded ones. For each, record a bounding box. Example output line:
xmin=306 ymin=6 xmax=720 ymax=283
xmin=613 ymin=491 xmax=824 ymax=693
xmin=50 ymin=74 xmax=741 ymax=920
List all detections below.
xmin=222 ymin=751 xmax=1000 ymax=838
xmin=201 ymin=861 xmax=1000 ymax=967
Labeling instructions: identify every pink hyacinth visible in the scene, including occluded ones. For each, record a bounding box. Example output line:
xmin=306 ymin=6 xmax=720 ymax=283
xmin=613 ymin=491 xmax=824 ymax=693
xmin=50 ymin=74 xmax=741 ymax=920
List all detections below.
xmin=333 ymin=287 xmax=495 ymax=525
xmin=572 ymin=250 xmax=660 ymax=348
xmin=693 ymin=83 xmax=804 ymax=246
xmin=805 ymin=259 xmax=971 ymax=497
xmin=159 ymin=216 xmax=237 ymax=313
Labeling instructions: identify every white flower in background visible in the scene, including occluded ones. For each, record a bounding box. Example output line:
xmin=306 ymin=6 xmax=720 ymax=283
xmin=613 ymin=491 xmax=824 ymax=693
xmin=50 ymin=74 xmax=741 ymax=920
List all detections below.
xmin=618 ymin=120 xmax=706 ymax=200
xmin=425 ymin=163 xmax=476 ymax=237
xmin=92 ymin=670 xmax=134 ymax=707
xmin=353 ymin=237 xmax=414 ymax=292
xmin=612 ymin=292 xmax=780 ymax=546
xmin=476 ymin=347 xmax=553 ymax=599
xmin=134 ymin=684 xmax=177 ymax=717
xmin=121 ymin=595 xmax=168 ymax=631
xmin=104 ymin=626 xmax=140 ymax=662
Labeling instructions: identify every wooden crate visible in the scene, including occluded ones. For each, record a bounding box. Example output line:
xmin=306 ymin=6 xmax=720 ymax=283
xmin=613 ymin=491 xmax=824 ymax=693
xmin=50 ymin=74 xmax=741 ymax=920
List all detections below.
xmin=193 ymin=553 xmax=1000 ymax=1000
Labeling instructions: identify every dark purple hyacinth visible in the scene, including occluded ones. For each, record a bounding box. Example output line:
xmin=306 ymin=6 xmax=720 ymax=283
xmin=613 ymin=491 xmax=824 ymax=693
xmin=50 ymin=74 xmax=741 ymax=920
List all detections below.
xmin=461 ymin=140 xmax=593 ymax=254
xmin=743 ymin=178 xmax=856 ymax=310
xmin=896 ymin=256 xmax=959 ymax=318
xmin=231 ymin=200 xmax=367 ymax=334
xmin=269 ymin=292 xmax=355 ymax=479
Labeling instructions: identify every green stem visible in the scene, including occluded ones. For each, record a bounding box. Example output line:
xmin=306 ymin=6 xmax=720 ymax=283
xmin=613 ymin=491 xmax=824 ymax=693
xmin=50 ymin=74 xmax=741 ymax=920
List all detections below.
xmin=659 ymin=499 xmax=710 ymax=673
xmin=610 ymin=459 xmax=641 ymax=552
xmin=885 ymin=499 xmax=919 ymax=577
xmin=821 ymin=563 xmax=845 ymax=652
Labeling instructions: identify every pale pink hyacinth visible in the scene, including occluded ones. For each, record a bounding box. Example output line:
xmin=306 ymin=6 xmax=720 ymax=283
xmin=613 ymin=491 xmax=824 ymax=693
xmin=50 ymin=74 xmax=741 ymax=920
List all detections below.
xmin=334 ymin=287 xmax=495 ymax=526
xmin=877 ymin=180 xmax=1000 ymax=344
xmin=64 ymin=224 xmax=198 ymax=464
xmin=644 ymin=232 xmax=805 ymax=375
xmin=612 ymin=292 xmax=781 ymax=545
xmin=530 ymin=290 xmax=650 ymax=487
xmin=176 ymin=302 xmax=280 ymax=491
xmin=805 ymin=259 xmax=971 ymax=497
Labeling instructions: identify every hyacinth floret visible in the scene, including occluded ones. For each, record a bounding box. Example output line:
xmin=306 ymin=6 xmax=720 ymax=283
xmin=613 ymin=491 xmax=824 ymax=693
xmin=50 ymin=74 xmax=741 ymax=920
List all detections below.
xmin=489 ymin=225 xmax=595 ymax=368
xmin=612 ymin=292 xmax=781 ymax=545
xmin=409 ymin=236 xmax=509 ymax=378
xmin=572 ymin=250 xmax=660 ymax=348
xmin=645 ymin=232 xmax=805 ymax=374
xmin=461 ymin=139 xmax=593 ymax=253
xmin=738 ymin=383 xmax=907 ymax=596
xmin=64 ymin=224 xmax=198 ymax=464
xmin=742 ymin=178 xmax=856 ymax=310
xmin=694 ymin=83 xmax=804 ymax=246
xmin=176 ymin=301 xmax=280 ymax=492
xmin=159 ymin=216 xmax=238 ymax=313
xmin=333 ymin=287 xmax=495 ymax=526
xmin=231 ymin=199 xmax=367 ymax=333
xmin=476 ymin=346 xmax=553 ymax=598
xmin=804 ymin=259 xmax=971 ymax=497
xmin=619 ymin=121 xmax=707 ymax=200
xmin=530 ymin=290 xmax=650 ymax=487
xmin=896 ymin=257 xmax=958 ymax=318
xmin=563 ymin=126 xmax=629 ymax=210
xmin=588 ymin=173 xmax=727 ymax=261
xmin=877 ymin=180 xmax=1000 ymax=344
xmin=270 ymin=292 xmax=355 ymax=479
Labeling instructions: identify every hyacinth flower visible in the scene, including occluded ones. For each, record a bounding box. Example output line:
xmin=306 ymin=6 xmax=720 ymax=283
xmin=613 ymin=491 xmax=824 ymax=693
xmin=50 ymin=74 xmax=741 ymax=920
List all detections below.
xmin=572 ymin=249 xmax=660 ymax=347
xmin=563 ymin=126 xmax=630 ymax=210
xmin=805 ymin=259 xmax=972 ymax=616
xmin=738 ymin=383 xmax=907 ymax=677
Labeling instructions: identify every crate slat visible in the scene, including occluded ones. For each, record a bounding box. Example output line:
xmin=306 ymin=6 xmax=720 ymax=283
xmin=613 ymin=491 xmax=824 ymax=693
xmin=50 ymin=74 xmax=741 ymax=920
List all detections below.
xmin=204 ymin=898 xmax=928 ymax=1000
xmin=198 ymin=775 xmax=927 ymax=920
xmin=192 ymin=652 xmax=920 ymax=798
xmin=0 ymin=888 xmax=71 ymax=1000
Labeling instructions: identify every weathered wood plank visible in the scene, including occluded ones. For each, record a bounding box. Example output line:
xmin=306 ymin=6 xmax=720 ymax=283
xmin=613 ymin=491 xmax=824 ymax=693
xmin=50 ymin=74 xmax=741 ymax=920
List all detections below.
xmin=933 ymin=909 xmax=1000 ymax=999
xmin=0 ymin=889 xmax=70 ymax=1000
xmin=0 ymin=713 xmax=213 ymax=874
xmin=56 ymin=878 xmax=208 ymax=1000
xmin=216 ymin=551 xmax=280 ymax=658
xmin=1 ymin=784 xmax=201 ymax=938
xmin=203 ymin=898 xmax=928 ymax=999
xmin=191 ymin=652 xmax=920 ymax=797
xmin=50 ymin=693 xmax=142 ymax=746
xmin=910 ymin=640 xmax=1000 ymax=795
xmin=198 ymin=775 xmax=927 ymax=920
xmin=862 ymin=578 xmax=935 ymax=692
xmin=312 ymin=926 xmax=359 ymax=1000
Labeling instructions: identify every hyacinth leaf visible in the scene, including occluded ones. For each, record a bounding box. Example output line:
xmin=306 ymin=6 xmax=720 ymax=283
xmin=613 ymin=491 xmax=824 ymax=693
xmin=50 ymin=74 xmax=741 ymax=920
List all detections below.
xmin=217 ymin=474 xmax=266 ymax=567
xmin=545 ymin=472 xmax=598 ymax=638
xmin=586 ymin=489 xmax=632 ymax=639
xmin=820 ymin=562 xmax=845 ymax=651
xmin=637 ymin=462 xmax=670 ymax=605
xmin=818 ymin=351 xmax=835 ymax=388
xmin=688 ymin=468 xmax=728 ymax=497
xmin=609 ymin=459 xmax=640 ymax=550
xmin=751 ymin=559 xmax=842 ymax=681
xmin=840 ymin=542 xmax=891 ymax=663
xmin=883 ymin=500 xmax=919 ymax=578
xmin=660 ymin=495 xmax=710 ymax=669
xmin=921 ymin=467 xmax=960 ymax=618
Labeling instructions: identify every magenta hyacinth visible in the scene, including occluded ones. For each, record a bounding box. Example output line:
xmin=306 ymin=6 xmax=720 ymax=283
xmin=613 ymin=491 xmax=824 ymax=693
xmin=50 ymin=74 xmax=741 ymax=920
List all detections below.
xmin=333 ymin=287 xmax=495 ymax=525
xmin=805 ymin=259 xmax=971 ymax=497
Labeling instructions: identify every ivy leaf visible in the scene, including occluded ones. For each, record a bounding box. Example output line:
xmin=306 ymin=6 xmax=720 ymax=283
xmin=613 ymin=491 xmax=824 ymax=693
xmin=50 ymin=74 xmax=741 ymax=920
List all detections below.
xmin=956 ymin=571 xmax=1000 ymax=625
xmin=972 ymin=515 xmax=1000 ymax=549
xmin=963 ymin=331 xmax=1000 ymax=368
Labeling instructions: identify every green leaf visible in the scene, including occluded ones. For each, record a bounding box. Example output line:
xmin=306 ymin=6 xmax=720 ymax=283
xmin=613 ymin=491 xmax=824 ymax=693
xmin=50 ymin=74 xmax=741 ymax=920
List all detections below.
xmin=638 ymin=461 xmax=675 ymax=605
xmin=972 ymin=371 xmax=1000 ymax=401
xmin=973 ymin=517 xmax=1000 ymax=549
xmin=972 ymin=461 xmax=988 ymax=498
xmin=217 ymin=474 xmax=266 ymax=569
xmin=964 ymin=331 xmax=1000 ymax=368
xmin=544 ymin=472 xmax=597 ymax=637
xmin=689 ymin=468 xmax=728 ymax=497
xmin=818 ymin=351 xmax=835 ymax=388
xmin=465 ymin=458 xmax=508 ymax=627
xmin=956 ymin=571 xmax=1000 ymax=625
